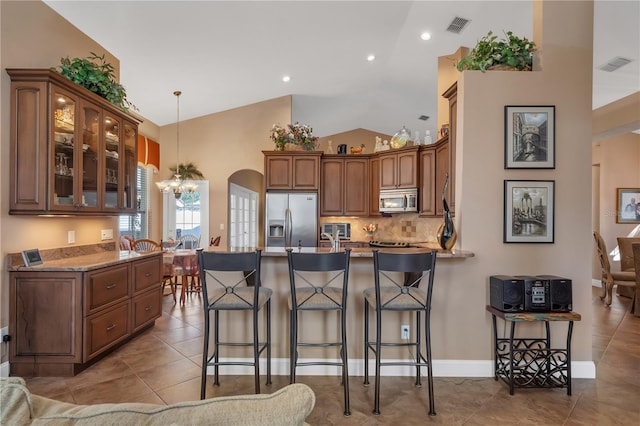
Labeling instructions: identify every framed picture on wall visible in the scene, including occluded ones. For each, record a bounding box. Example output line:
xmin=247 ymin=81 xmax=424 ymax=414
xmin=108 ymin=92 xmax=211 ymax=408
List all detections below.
xmin=616 ymin=188 xmax=640 ymax=223
xmin=504 ymin=180 xmax=555 ymax=243
xmin=504 ymin=105 xmax=555 ymax=169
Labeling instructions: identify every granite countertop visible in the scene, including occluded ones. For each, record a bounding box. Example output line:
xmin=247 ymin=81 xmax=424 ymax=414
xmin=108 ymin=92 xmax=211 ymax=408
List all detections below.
xmin=212 ymin=246 xmax=474 ymax=259
xmin=8 ymin=250 xmax=162 ymax=272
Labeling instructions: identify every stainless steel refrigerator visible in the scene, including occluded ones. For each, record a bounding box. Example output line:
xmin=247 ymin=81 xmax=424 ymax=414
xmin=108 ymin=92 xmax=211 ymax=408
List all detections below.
xmin=265 ymin=192 xmax=318 ymax=247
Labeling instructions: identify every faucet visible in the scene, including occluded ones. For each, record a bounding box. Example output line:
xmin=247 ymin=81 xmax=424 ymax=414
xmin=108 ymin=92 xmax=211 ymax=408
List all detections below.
xmin=321 ymin=230 xmax=341 ymax=251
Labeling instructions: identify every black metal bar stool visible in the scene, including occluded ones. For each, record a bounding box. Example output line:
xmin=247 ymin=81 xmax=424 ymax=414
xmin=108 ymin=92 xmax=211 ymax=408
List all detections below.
xmin=287 ymin=248 xmax=352 ymax=416
xmin=363 ymin=249 xmax=437 ymax=416
xmin=197 ymin=248 xmax=272 ymax=399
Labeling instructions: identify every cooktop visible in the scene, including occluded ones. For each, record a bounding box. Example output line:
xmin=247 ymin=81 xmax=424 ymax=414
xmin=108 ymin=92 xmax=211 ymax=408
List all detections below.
xmin=368 ymin=240 xmax=413 ymax=248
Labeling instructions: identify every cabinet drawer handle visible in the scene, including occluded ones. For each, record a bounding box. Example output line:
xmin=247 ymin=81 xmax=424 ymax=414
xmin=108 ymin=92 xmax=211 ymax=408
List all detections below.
xmin=145 ymin=272 xmax=152 ymax=277
xmin=144 ymin=305 xmax=153 ymax=312
xmin=105 ymin=283 xmax=117 ymax=290
xmin=106 ymin=324 xmax=116 ymax=332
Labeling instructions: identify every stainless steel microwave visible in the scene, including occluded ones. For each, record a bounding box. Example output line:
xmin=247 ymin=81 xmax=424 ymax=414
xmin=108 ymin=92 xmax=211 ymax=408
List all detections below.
xmin=379 ymin=188 xmax=418 ymax=213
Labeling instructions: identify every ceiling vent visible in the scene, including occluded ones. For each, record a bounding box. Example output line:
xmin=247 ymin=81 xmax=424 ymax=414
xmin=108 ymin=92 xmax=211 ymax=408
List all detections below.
xmin=598 ymin=56 xmax=632 ymax=72
xmin=446 ymin=17 xmax=470 ymax=34
xmin=418 ymin=115 xmax=430 ymax=121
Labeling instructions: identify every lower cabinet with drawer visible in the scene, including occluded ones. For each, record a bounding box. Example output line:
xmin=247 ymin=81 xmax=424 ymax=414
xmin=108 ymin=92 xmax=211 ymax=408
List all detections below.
xmin=9 ymin=253 xmax=162 ymax=377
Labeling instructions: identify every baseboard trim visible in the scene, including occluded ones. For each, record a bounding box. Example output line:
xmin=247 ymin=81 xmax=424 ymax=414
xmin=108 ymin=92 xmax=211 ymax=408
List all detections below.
xmin=593 ymin=279 xmax=602 ymax=288
xmin=206 ymin=358 xmax=597 ymax=379
xmin=0 ymin=361 xmax=10 ymax=378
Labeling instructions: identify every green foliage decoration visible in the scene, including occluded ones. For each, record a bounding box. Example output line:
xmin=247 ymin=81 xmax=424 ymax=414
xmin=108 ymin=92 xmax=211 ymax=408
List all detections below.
xmin=455 ymin=31 xmax=537 ymax=72
xmin=169 ymin=162 xmax=205 ymax=180
xmin=52 ymin=52 xmax=137 ymax=111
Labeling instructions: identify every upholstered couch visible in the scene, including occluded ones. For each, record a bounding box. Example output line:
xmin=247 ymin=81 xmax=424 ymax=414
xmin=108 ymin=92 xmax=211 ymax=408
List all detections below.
xmin=0 ymin=377 xmax=315 ymax=425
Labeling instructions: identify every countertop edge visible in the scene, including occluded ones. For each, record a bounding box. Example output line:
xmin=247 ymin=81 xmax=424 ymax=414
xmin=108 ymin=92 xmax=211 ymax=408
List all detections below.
xmin=8 ymin=250 xmax=162 ymax=272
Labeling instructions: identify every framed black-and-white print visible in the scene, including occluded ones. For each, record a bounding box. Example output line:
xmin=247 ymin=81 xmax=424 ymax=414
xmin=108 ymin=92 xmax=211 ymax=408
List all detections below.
xmin=616 ymin=188 xmax=640 ymax=224
xmin=21 ymin=248 xmax=43 ymax=266
xmin=505 ymin=105 xmax=555 ymax=169
xmin=504 ymin=180 xmax=555 ymax=243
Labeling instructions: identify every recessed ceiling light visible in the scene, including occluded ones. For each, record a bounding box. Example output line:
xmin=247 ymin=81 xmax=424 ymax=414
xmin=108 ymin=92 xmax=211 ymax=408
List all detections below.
xmin=282 ymin=75 xmax=291 ymax=83
xmin=367 ymin=54 xmax=376 ymax=62
xmin=420 ymin=32 xmax=431 ymax=41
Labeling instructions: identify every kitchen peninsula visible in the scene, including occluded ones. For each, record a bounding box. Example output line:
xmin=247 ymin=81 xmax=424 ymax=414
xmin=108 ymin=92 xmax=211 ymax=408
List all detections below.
xmin=206 ymin=245 xmax=474 ymax=377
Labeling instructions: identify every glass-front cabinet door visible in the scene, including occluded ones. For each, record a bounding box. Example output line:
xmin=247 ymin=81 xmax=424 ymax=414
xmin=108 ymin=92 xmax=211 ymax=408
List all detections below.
xmin=80 ymin=101 xmax=101 ymax=211
xmin=123 ymin=121 xmax=137 ymax=211
xmin=103 ymin=114 xmax=121 ymax=210
xmin=52 ymin=88 xmax=78 ymax=211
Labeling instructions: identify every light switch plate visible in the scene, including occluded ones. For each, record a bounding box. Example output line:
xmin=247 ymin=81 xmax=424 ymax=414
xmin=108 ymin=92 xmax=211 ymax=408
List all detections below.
xmin=68 ymin=230 xmax=75 ymax=244
xmin=101 ymin=229 xmax=113 ymax=240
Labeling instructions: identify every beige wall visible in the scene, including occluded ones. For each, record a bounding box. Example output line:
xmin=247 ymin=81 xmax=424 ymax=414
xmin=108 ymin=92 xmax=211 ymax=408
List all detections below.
xmin=153 ymin=96 xmax=292 ymax=246
xmin=317 ymin=128 xmax=392 ymax=154
xmin=450 ymin=0 xmax=594 ymax=362
xmin=0 ymin=1 xmax=123 ymax=342
xmin=594 ymin=132 xmax=640 ymax=272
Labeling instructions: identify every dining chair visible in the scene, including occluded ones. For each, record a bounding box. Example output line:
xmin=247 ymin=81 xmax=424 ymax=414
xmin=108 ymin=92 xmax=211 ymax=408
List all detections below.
xmin=593 ymin=231 xmax=635 ymax=305
xmin=287 ymin=248 xmax=352 ymax=416
xmin=631 ymin=243 xmax=640 ymax=316
xmin=119 ymin=235 xmax=134 ymax=250
xmin=179 ymin=234 xmax=201 ymax=249
xmin=617 ymin=237 xmax=640 ymax=272
xmin=177 ymin=234 xmax=202 ymax=293
xmin=197 ymin=248 xmax=272 ymax=399
xmin=133 ymin=238 xmax=162 ymax=252
xmin=363 ymin=249 xmax=438 ymax=416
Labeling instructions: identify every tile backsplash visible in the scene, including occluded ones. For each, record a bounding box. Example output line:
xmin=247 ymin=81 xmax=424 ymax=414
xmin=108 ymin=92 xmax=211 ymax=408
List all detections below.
xmin=321 ymin=214 xmax=444 ymax=243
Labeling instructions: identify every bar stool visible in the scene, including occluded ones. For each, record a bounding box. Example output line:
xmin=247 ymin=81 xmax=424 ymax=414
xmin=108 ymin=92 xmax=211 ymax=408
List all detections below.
xmin=197 ymin=248 xmax=272 ymax=399
xmin=287 ymin=248 xmax=352 ymax=416
xmin=363 ymin=249 xmax=437 ymax=416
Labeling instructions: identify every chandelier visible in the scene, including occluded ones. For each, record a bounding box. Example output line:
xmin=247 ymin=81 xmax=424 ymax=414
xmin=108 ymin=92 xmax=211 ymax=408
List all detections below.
xmin=155 ymin=91 xmax=198 ymax=199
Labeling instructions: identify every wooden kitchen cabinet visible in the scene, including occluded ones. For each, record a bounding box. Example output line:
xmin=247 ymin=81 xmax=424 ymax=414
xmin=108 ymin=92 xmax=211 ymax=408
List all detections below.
xmin=320 ymin=156 xmax=369 ymax=216
xmin=369 ymin=156 xmax=380 ymax=215
xmin=378 ymin=146 xmax=419 ymax=190
xmin=443 ymin=82 xmax=457 ymax=213
xmin=263 ymin=151 xmax=321 ymax=190
xmin=7 ymin=69 xmax=139 ymax=215
xmin=419 ymin=146 xmax=437 ymax=216
xmin=435 ymin=137 xmax=450 ymax=217
xmin=9 ymin=253 xmax=162 ymax=376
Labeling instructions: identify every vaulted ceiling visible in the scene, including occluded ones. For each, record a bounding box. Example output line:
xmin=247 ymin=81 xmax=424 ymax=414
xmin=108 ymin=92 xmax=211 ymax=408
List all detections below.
xmin=44 ymin=1 xmax=639 ymax=137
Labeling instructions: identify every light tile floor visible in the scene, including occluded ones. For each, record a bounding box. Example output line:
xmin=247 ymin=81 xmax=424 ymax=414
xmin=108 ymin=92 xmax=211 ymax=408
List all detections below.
xmin=22 ymin=287 xmax=640 ymax=425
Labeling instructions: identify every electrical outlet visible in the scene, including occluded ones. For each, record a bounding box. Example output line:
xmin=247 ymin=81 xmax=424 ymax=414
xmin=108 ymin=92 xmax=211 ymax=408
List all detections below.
xmin=401 ymin=324 xmax=410 ymax=340
xmin=67 ymin=230 xmax=75 ymax=244
xmin=101 ymin=229 xmax=113 ymax=240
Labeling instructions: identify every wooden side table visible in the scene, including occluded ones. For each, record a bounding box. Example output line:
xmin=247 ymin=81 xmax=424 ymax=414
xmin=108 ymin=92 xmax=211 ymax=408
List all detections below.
xmin=486 ymin=305 xmax=581 ymax=395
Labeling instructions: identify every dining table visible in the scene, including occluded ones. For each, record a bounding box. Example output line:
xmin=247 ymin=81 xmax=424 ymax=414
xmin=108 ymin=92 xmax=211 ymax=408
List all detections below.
xmin=163 ymin=249 xmax=199 ymax=305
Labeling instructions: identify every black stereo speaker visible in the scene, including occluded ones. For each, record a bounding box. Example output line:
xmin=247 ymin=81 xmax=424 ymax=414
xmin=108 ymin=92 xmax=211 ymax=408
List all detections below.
xmin=537 ymin=275 xmax=572 ymax=312
xmin=490 ymin=275 xmax=524 ymax=312
xmin=516 ymin=275 xmax=551 ymax=311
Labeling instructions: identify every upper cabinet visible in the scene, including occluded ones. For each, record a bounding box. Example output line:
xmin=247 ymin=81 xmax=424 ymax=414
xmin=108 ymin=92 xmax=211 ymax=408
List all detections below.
xmin=418 ymin=146 xmax=436 ymax=216
xmin=8 ymin=69 xmax=140 ymax=215
xmin=378 ymin=146 xmax=419 ymax=190
xmin=320 ymin=156 xmax=369 ymax=216
xmin=263 ymin=151 xmax=321 ymax=190
xmin=442 ymin=82 xmax=457 ymax=214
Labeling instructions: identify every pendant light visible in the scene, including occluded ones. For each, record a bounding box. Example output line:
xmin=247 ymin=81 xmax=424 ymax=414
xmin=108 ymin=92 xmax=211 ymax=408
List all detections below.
xmin=155 ymin=90 xmax=198 ymax=199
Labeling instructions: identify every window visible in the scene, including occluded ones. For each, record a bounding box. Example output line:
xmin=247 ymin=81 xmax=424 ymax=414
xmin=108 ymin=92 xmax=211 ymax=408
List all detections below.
xmin=162 ymin=181 xmax=209 ymax=247
xmin=229 ymin=183 xmax=258 ymax=248
xmin=119 ymin=165 xmax=150 ymax=239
